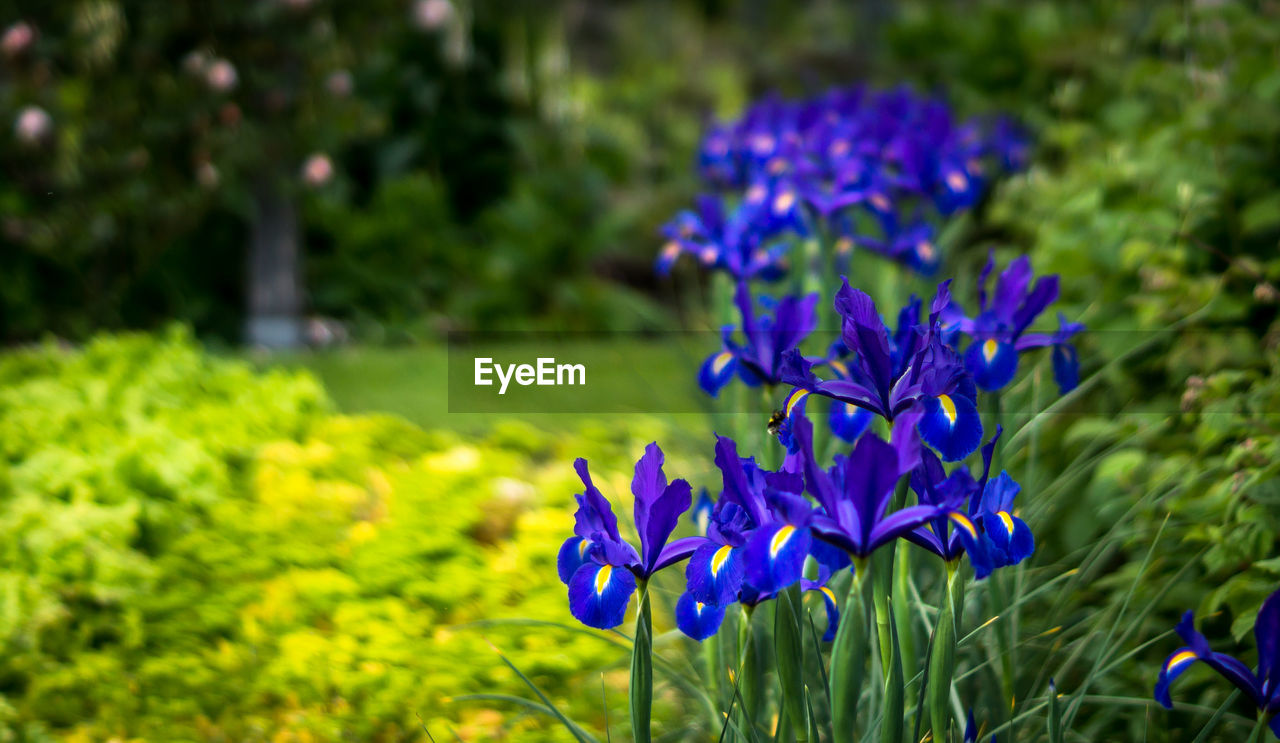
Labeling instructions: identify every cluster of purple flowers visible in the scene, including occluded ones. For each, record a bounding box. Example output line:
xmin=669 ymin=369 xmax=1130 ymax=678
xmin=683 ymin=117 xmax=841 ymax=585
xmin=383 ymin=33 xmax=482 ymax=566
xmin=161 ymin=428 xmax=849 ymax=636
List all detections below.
xmin=659 ymin=85 xmax=1030 ymax=281
xmin=559 ymin=84 xmax=1079 ymax=705
xmin=556 ymin=282 xmax=1040 ymax=638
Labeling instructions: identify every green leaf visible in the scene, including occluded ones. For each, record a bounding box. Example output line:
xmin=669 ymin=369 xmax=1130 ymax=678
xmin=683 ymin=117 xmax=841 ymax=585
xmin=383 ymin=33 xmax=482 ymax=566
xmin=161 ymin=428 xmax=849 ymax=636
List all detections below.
xmin=879 ymin=604 xmax=905 ymax=743
xmin=1242 ymin=192 xmax=1280 ymax=235
xmin=1047 ymin=681 xmax=1062 ymax=743
xmin=774 ymin=585 xmax=810 ymax=742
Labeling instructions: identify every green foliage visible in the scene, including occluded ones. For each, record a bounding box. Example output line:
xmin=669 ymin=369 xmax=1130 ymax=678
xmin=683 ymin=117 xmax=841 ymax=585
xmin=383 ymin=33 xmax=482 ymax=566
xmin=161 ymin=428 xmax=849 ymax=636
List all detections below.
xmin=0 ymin=329 xmax=696 ymax=741
xmin=877 ymin=2 xmax=1280 ymax=738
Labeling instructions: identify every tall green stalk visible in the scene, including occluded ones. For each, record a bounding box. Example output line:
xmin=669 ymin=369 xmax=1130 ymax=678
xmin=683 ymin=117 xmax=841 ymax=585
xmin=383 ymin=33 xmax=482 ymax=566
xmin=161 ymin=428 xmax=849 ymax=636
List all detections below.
xmin=1245 ymin=712 xmax=1272 ymax=743
xmin=989 ymin=569 xmax=1017 ymax=738
xmin=630 ymin=580 xmax=653 ymax=743
xmin=893 ymin=544 xmax=919 ymax=709
xmin=831 ymin=558 xmax=870 ymax=741
xmin=879 ymin=604 xmax=905 ymax=743
xmin=775 ymin=584 xmax=810 ymax=743
xmin=928 ymin=562 xmax=964 ymax=743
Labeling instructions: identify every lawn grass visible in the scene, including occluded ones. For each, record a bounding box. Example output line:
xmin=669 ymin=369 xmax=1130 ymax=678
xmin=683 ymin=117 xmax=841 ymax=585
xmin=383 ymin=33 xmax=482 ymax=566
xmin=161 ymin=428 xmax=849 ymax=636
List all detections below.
xmin=255 ymin=341 xmax=760 ymax=453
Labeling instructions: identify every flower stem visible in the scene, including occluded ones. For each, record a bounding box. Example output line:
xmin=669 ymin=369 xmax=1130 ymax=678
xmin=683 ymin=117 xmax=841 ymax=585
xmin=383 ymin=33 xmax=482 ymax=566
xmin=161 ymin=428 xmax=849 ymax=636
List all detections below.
xmin=1245 ymin=712 xmax=1272 ymax=743
xmin=831 ymin=558 xmax=871 ymax=741
xmin=928 ymin=562 xmax=964 ymax=743
xmin=630 ymin=579 xmax=653 ymax=743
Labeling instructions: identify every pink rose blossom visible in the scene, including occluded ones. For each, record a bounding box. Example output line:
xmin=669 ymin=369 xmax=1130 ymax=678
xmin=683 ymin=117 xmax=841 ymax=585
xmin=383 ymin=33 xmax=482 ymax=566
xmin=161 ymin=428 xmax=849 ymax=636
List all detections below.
xmin=206 ymin=59 xmax=238 ymax=92
xmin=2 ymin=21 xmax=34 ymax=56
xmin=14 ymin=106 xmax=51 ymax=144
xmin=301 ymin=153 xmax=333 ymax=187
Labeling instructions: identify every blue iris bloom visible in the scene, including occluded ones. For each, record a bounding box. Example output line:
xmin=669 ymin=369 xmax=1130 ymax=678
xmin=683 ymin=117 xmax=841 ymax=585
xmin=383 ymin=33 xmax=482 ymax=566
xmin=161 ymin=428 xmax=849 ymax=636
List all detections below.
xmin=968 ymin=469 xmax=1034 ymax=577
xmin=675 ymin=434 xmax=844 ymax=642
xmin=699 ymin=280 xmax=818 ymax=396
xmin=558 ymin=444 xmax=705 ymax=629
xmin=905 ymin=428 xmax=1002 ymax=576
xmin=655 ymin=194 xmax=789 ymax=281
xmin=845 ymin=219 xmax=941 ymax=276
xmin=943 ymin=251 xmax=1083 ymax=394
xmin=780 ymin=279 xmax=984 ymax=462
xmin=964 ymin=708 xmax=996 ymax=742
xmin=786 ymin=413 xmax=946 ymax=560
xmin=1155 ymin=589 xmax=1280 ymax=734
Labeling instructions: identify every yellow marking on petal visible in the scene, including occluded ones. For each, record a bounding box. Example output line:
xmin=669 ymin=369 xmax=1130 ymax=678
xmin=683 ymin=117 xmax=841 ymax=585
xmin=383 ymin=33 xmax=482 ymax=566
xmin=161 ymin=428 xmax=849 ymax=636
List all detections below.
xmin=594 ymin=565 xmax=612 ymax=595
xmin=784 ymin=388 xmax=810 ymax=418
xmin=835 ymin=237 xmax=853 ymax=255
xmin=711 ymin=545 xmax=733 ymax=577
xmin=767 ymin=157 xmax=788 ymax=175
xmin=948 ymin=511 xmax=978 ymax=539
xmin=983 ymin=338 xmax=999 ymax=363
xmin=711 ymin=351 xmax=734 ymax=376
xmin=997 ymin=510 xmax=1015 ymax=537
xmin=696 ymin=601 xmax=705 ymax=614
xmin=769 ymin=525 xmax=796 ymax=558
xmin=829 ymin=360 xmax=850 ymax=379
xmin=946 ymin=170 xmax=969 ymax=191
xmin=773 ymin=190 xmax=796 ymax=214
xmin=917 ymin=240 xmax=936 ymax=261
xmin=870 ymin=193 xmax=890 ymax=211
xmin=746 ymin=184 xmax=767 ymax=204
xmin=831 ymin=139 xmax=850 ymax=157
xmin=700 ymin=247 xmax=718 ymax=264
xmin=578 ymin=539 xmax=590 ymax=557
xmin=820 ymin=586 xmax=836 ymax=603
xmin=1166 ymin=650 xmax=1198 ymax=672
xmin=937 ymin=394 xmax=958 ymax=427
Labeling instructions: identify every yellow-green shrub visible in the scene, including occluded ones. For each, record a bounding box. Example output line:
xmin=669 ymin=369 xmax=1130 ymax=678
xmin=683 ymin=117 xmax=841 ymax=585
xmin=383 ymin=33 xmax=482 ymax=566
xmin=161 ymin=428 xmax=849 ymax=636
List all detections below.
xmin=0 ymin=330 xmax=674 ymax=741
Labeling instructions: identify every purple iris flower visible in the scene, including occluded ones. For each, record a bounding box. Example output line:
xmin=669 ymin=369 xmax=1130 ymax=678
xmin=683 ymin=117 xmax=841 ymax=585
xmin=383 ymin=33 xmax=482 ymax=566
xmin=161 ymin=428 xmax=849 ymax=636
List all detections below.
xmin=700 ymin=281 xmax=819 ymax=396
xmin=969 ymin=470 xmax=1034 ymax=576
xmin=846 ymin=219 xmax=942 ymax=276
xmin=779 ymin=279 xmax=984 ymax=461
xmin=655 ymin=194 xmax=789 ymax=281
xmin=904 ymin=428 xmax=1001 ymax=576
xmin=558 ymin=443 xmax=704 ymax=629
xmin=943 ymin=251 xmax=1083 ymax=394
xmin=988 ymin=116 xmax=1032 ymax=173
xmin=675 ymin=435 xmax=844 ymax=641
xmin=900 ymin=424 xmax=1030 ymax=579
xmin=786 ymin=412 xmax=944 ymax=560
xmin=1156 ymin=588 xmax=1280 ymax=736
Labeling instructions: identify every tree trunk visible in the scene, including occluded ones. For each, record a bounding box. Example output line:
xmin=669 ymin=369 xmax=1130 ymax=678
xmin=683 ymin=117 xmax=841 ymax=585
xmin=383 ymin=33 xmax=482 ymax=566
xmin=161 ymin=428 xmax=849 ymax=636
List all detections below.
xmin=245 ymin=177 xmax=303 ymax=348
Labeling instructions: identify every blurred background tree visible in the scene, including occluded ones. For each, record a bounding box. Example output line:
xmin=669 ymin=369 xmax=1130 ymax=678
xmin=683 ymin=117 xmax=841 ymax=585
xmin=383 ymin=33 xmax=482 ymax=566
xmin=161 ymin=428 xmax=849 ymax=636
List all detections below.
xmin=0 ymin=0 xmax=907 ymax=346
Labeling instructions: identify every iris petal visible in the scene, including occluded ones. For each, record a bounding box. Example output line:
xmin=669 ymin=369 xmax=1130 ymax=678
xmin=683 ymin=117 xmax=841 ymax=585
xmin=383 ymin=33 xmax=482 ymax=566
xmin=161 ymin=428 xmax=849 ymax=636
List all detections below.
xmin=675 ymin=592 xmax=726 ymax=641
xmin=699 ymin=350 xmax=738 ymax=397
xmin=743 ymin=522 xmax=811 ymax=594
xmin=918 ymin=393 xmax=983 ymax=461
xmin=1154 ymin=647 xmax=1201 ymax=708
xmin=964 ymin=339 xmax=1019 ymax=391
xmin=686 ymin=542 xmax=745 ymax=607
xmin=557 ymin=536 xmax=591 ymax=585
xmin=567 ymin=562 xmax=636 ymax=629
xmin=1052 ymin=343 xmax=1079 ymax=394
xmin=829 ymin=400 xmax=873 ymax=442
xmin=812 ymin=585 xmax=840 ymax=642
